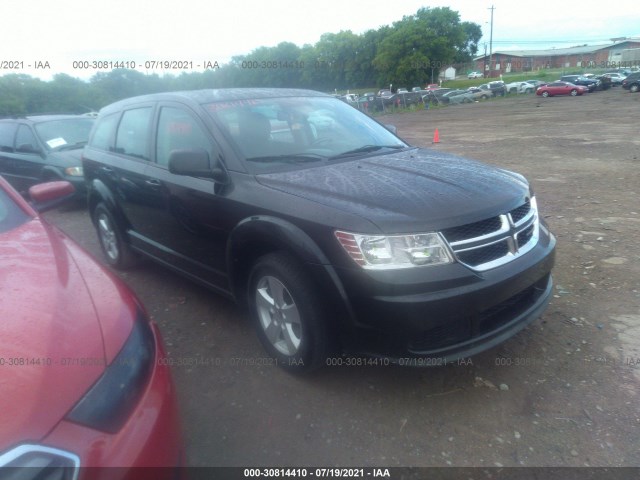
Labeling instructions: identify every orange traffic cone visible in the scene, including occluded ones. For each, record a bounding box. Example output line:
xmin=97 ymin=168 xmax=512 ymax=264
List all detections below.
xmin=432 ymin=128 xmax=440 ymax=143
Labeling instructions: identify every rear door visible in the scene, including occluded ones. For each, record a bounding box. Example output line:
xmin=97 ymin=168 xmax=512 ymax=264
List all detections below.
xmin=84 ymin=105 xmax=157 ymax=239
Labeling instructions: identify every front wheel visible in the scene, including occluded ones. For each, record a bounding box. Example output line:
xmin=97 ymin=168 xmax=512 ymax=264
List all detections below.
xmin=93 ymin=203 xmax=138 ymax=269
xmin=570 ymin=89 xmax=578 ymax=96
xmin=542 ymin=91 xmax=550 ymax=97
xmin=248 ymin=253 xmax=330 ymax=373
xmin=630 ymin=84 xmax=639 ymax=93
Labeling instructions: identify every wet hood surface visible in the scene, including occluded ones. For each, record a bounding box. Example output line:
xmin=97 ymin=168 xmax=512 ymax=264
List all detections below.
xmin=256 ymin=148 xmax=530 ymax=233
xmin=0 ymin=218 xmax=105 ymax=450
xmin=48 ymin=148 xmax=83 ymax=166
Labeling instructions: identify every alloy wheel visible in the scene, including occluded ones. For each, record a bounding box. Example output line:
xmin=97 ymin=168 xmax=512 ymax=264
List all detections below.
xmin=97 ymin=213 xmax=119 ymax=262
xmin=254 ymin=275 xmax=302 ymax=356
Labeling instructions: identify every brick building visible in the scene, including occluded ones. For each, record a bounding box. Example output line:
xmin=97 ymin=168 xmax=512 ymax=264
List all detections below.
xmin=474 ymin=39 xmax=640 ymax=76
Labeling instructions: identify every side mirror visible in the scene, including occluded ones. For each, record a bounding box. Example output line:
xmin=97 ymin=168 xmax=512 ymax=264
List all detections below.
xmin=384 ymin=124 xmax=398 ymax=135
xmin=28 ymin=181 xmax=75 ymax=212
xmin=168 ymin=148 xmax=228 ymax=184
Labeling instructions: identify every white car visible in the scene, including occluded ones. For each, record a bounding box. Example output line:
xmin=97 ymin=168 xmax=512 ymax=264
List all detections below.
xmin=506 ymin=81 xmax=534 ymax=94
xmin=605 ymin=72 xmax=626 ymax=85
xmin=467 ymin=71 xmax=483 ymax=79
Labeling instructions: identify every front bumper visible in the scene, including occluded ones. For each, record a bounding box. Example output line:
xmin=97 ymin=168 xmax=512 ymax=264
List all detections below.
xmin=333 ymin=226 xmax=556 ymax=362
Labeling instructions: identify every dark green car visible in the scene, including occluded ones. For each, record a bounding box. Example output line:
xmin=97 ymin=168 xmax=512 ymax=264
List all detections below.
xmin=0 ymin=115 xmax=94 ymax=195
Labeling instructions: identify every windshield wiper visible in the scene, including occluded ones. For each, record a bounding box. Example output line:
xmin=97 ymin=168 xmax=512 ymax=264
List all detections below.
xmin=55 ymin=141 xmax=88 ymax=151
xmin=328 ymin=144 xmax=405 ymax=160
xmin=246 ymin=153 xmax=325 ymax=164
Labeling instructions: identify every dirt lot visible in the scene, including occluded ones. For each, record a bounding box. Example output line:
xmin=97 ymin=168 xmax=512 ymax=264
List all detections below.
xmin=44 ymin=88 xmax=640 ymax=470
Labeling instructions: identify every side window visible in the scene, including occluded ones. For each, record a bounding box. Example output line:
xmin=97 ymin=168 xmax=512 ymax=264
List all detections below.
xmin=0 ymin=123 xmax=17 ymax=153
xmin=14 ymin=125 xmax=39 ymax=153
xmin=115 ymin=108 xmax=152 ymax=160
xmin=89 ymin=112 xmax=119 ymax=151
xmin=156 ymin=107 xmax=214 ymax=167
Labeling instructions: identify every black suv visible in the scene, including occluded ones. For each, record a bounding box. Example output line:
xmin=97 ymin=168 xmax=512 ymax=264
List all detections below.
xmin=622 ymin=72 xmax=640 ymax=92
xmin=478 ymin=81 xmax=506 ymax=97
xmin=83 ymin=89 xmax=556 ymax=372
xmin=0 ymin=115 xmax=94 ymax=195
xmin=560 ymin=75 xmax=599 ymax=92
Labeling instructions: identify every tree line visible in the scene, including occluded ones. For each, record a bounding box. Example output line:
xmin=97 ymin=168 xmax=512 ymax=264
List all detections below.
xmin=0 ymin=7 xmax=481 ymax=116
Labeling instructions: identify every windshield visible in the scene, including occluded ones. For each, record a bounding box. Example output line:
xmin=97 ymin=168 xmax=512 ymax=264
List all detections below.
xmin=204 ymin=96 xmax=409 ymax=173
xmin=34 ymin=117 xmax=95 ymax=151
xmin=0 ymin=185 xmax=30 ymax=234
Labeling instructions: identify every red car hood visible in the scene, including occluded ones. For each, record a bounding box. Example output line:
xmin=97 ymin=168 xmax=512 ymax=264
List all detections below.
xmin=0 ymin=218 xmax=107 ymax=451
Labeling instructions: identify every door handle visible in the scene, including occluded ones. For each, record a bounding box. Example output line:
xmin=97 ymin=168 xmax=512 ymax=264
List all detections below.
xmin=145 ymin=179 xmax=162 ymax=187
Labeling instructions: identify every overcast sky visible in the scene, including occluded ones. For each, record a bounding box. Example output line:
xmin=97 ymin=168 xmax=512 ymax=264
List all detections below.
xmin=3 ymin=0 xmax=638 ymax=80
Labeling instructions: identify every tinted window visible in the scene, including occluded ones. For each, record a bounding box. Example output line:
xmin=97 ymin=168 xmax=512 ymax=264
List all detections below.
xmin=90 ymin=112 xmax=119 ymax=151
xmin=0 ymin=123 xmax=17 ymax=152
xmin=115 ymin=108 xmax=152 ymax=160
xmin=15 ymin=125 xmax=39 ymax=152
xmin=156 ymin=107 xmax=214 ymax=167
xmin=206 ymin=96 xmax=407 ymax=173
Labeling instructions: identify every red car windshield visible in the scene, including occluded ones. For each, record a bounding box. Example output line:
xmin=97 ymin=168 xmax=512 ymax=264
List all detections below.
xmin=0 ymin=187 xmax=30 ymax=233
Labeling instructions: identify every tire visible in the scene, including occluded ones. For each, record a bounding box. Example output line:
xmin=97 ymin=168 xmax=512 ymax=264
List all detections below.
xmin=542 ymin=91 xmax=550 ymax=97
xmin=93 ymin=203 xmax=138 ymax=269
xmin=631 ymin=84 xmax=639 ymax=93
xmin=481 ymin=94 xmax=488 ymax=100
xmin=570 ymin=89 xmax=578 ymax=96
xmin=248 ymin=252 xmax=330 ymax=373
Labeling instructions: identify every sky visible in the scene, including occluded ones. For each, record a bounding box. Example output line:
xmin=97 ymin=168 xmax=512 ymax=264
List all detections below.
xmin=2 ymin=0 xmax=638 ymax=80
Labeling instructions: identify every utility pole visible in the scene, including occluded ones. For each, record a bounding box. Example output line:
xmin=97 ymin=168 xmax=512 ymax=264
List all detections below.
xmin=483 ymin=43 xmax=487 ymax=77
xmin=488 ymin=5 xmax=495 ymax=78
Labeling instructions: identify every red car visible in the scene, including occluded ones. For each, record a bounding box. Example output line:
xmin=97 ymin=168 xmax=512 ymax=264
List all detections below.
xmin=0 ymin=177 xmax=183 ymax=478
xmin=536 ymin=81 xmax=589 ymax=97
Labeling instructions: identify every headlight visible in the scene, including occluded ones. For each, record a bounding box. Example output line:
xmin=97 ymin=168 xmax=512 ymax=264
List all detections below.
xmin=66 ymin=311 xmax=155 ymax=433
xmin=335 ymin=231 xmax=453 ymax=269
xmin=64 ymin=166 xmax=83 ymax=176
xmin=0 ymin=444 xmax=79 ymax=480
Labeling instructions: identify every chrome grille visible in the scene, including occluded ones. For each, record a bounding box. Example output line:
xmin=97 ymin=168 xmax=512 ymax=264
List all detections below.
xmin=441 ymin=216 xmax=503 ymax=243
xmin=442 ymin=197 xmax=539 ymax=271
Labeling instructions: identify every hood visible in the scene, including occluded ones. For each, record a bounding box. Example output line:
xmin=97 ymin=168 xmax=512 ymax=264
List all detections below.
xmin=256 ymin=148 xmax=530 ymax=233
xmin=48 ymin=148 xmax=83 ymax=167
xmin=0 ymin=218 xmax=105 ymax=451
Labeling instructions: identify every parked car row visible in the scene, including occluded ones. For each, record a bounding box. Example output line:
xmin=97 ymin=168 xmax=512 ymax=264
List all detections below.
xmin=533 ymin=70 xmax=639 ymax=97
